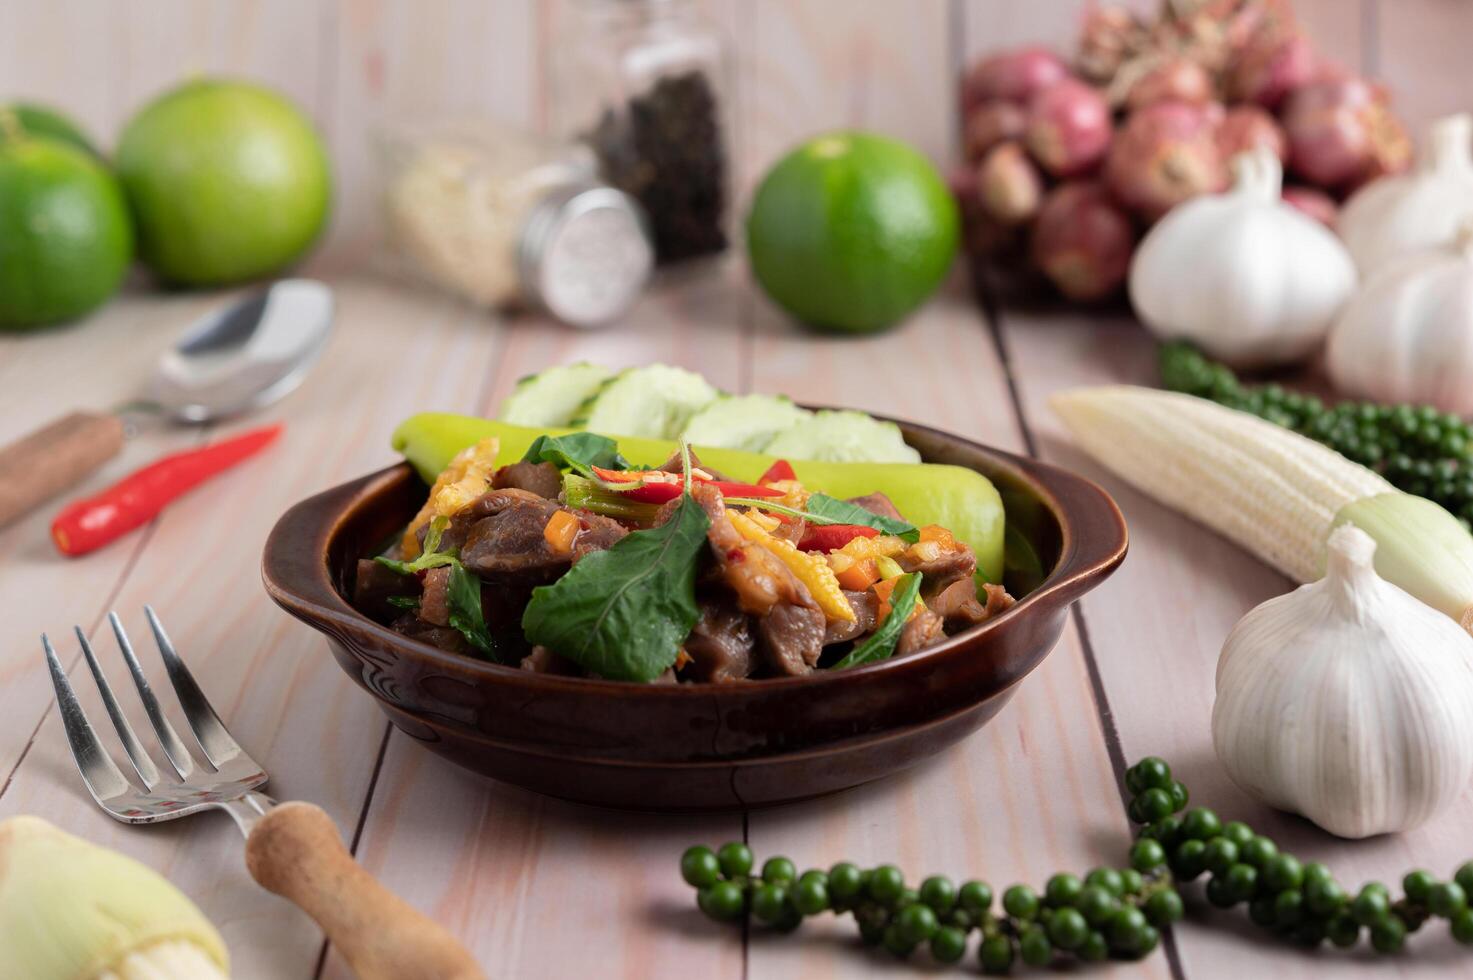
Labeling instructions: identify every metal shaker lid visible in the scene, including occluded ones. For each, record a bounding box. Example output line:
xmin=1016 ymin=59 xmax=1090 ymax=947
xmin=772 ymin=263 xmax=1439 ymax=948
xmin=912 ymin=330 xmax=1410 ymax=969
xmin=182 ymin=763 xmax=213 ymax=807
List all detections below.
xmin=518 ymin=183 xmax=654 ymax=327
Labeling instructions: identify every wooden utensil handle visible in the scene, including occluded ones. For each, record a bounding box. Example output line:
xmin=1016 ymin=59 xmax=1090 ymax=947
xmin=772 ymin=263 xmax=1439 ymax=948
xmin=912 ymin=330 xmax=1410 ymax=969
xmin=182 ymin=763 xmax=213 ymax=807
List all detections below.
xmin=245 ymin=802 xmax=485 ymax=980
xmin=0 ymin=411 xmax=126 ymax=528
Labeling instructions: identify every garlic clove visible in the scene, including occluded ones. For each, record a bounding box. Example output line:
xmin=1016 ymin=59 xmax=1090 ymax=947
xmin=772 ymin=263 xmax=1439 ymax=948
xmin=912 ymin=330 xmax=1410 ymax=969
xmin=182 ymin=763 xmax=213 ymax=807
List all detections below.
xmin=1212 ymin=524 xmax=1473 ymax=838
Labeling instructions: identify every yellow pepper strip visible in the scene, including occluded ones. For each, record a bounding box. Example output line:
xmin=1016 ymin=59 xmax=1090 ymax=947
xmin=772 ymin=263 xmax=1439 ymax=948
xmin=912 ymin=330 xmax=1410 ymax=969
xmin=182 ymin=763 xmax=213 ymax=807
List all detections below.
xmin=402 ymin=436 xmax=500 ymax=557
xmin=908 ymin=524 xmax=963 ymax=564
xmin=745 ymin=510 xmax=782 ymax=533
xmin=543 ymin=510 xmax=579 ymax=554
xmin=764 ymin=479 xmax=810 ymax=511
xmin=838 ymin=534 xmax=906 ymax=561
xmin=728 ymin=510 xmax=856 ymax=623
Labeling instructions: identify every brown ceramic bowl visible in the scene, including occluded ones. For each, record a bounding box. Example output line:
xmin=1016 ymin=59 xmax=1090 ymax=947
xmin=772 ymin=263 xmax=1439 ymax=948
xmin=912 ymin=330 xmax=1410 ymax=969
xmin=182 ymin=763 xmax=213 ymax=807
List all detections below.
xmin=262 ymin=417 xmax=1127 ymax=811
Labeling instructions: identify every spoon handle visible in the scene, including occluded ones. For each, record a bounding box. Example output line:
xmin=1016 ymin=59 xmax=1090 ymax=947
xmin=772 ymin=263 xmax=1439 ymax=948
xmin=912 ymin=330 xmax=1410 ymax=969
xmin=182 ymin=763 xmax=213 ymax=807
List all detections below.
xmin=0 ymin=411 xmax=125 ymax=529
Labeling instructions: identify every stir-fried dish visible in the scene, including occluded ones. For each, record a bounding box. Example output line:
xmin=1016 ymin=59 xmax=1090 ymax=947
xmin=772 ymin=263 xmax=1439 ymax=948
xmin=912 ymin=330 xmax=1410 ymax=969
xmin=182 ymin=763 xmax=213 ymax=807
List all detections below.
xmin=355 ymin=433 xmax=1015 ymax=682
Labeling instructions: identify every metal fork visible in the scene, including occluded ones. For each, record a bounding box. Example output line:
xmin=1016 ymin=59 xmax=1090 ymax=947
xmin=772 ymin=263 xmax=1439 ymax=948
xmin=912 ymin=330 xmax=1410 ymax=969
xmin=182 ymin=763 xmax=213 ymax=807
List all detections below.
xmin=44 ymin=608 xmax=484 ymax=980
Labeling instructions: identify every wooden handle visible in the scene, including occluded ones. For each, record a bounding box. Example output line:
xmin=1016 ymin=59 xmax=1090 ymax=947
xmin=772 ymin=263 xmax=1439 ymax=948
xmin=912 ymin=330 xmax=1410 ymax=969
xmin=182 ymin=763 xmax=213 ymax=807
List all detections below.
xmin=0 ymin=411 xmax=125 ymax=528
xmin=245 ymin=802 xmax=485 ymax=980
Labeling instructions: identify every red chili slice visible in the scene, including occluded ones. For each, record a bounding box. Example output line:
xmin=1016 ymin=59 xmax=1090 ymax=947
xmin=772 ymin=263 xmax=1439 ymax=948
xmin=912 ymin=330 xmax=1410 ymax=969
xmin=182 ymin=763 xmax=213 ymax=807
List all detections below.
xmin=619 ymin=480 xmax=784 ymax=505
xmin=758 ymin=459 xmax=796 ymax=484
xmin=52 ymin=424 xmax=283 ymax=557
xmin=797 ymin=524 xmax=880 ymax=552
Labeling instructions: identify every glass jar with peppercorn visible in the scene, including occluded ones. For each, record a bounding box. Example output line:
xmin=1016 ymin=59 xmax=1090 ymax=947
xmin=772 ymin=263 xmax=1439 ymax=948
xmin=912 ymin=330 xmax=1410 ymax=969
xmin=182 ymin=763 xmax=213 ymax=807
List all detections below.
xmin=551 ymin=0 xmax=733 ymax=266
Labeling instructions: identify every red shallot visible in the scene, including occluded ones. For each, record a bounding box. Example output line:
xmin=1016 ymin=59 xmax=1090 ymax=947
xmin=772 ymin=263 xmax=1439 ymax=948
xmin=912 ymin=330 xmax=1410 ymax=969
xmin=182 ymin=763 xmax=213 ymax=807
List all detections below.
xmin=1030 ymin=182 xmax=1134 ymax=302
xmin=961 ymin=46 xmax=1069 ymax=112
xmin=1283 ymin=77 xmax=1412 ymax=190
xmin=1281 ymin=185 xmax=1338 ymax=228
xmin=964 ymin=101 xmax=1027 ymax=162
xmin=978 ymin=143 xmax=1044 ymax=226
xmin=1024 ymin=79 xmax=1112 ymax=178
xmin=1105 ymin=101 xmax=1226 ymax=220
xmin=1077 ymin=6 xmax=1146 ymax=83
xmin=1229 ymin=31 xmax=1317 ymax=109
xmin=1125 ymin=57 xmax=1214 ymax=111
xmin=1216 ymin=105 xmax=1287 ymax=162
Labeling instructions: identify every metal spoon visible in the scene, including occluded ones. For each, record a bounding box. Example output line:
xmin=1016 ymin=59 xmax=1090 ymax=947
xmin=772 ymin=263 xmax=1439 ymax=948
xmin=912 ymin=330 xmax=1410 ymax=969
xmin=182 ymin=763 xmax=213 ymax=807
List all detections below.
xmin=0 ymin=279 xmax=334 ymax=528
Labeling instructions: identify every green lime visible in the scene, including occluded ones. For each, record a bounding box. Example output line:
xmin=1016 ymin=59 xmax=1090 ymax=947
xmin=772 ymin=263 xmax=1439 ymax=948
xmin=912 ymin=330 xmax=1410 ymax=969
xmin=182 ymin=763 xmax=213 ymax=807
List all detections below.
xmin=3 ymin=102 xmax=99 ymax=156
xmin=0 ymin=134 xmax=132 ymax=330
xmin=115 ymin=79 xmax=330 ymax=286
xmin=746 ymin=131 xmax=957 ymax=334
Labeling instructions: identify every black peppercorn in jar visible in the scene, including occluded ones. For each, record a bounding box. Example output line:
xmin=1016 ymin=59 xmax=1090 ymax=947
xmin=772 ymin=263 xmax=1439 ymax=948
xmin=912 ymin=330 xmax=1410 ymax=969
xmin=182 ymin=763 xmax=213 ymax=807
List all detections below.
xmin=551 ymin=0 xmax=733 ymax=266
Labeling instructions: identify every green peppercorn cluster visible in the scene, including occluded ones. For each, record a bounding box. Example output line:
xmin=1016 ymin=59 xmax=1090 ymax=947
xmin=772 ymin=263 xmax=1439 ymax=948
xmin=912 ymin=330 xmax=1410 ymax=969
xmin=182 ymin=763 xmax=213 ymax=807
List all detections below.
xmin=681 ymin=837 xmax=1180 ymax=971
xmin=1125 ymin=756 xmax=1473 ymax=955
xmin=1159 ymin=342 xmax=1473 ymax=528
xmin=681 ymin=757 xmax=1473 ymax=972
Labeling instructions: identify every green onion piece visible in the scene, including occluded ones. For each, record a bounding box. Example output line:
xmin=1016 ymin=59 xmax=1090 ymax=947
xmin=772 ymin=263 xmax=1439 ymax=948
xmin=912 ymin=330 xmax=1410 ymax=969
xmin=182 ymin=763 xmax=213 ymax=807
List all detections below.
xmin=564 ymin=474 xmax=663 ymax=524
xmin=723 ymin=497 xmax=860 ymax=528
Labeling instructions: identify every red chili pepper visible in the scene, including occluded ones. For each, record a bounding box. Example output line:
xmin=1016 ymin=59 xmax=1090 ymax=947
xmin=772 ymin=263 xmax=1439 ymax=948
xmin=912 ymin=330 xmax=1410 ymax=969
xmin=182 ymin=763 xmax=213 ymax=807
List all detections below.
xmin=51 ymin=424 xmax=283 ymax=557
xmin=758 ymin=459 xmax=796 ymax=484
xmin=619 ymin=480 xmax=786 ymax=505
xmin=798 ymin=524 xmax=880 ymax=552
xmin=591 ymin=465 xmax=679 ymax=486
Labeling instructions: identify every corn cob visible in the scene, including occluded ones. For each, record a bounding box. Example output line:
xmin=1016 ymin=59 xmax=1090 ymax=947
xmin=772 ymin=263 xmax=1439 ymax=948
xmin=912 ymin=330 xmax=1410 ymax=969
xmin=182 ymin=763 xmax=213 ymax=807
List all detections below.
xmin=728 ymin=511 xmax=856 ymax=622
xmin=1051 ymin=386 xmax=1473 ymax=631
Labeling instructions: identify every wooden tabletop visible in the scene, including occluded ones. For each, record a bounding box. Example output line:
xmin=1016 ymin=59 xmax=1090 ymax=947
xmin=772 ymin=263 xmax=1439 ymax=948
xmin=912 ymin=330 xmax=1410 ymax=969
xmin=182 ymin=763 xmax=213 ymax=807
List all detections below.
xmin=1 ymin=266 xmax=1469 ymax=979
xmin=2 ymin=2 xmax=1471 ymax=978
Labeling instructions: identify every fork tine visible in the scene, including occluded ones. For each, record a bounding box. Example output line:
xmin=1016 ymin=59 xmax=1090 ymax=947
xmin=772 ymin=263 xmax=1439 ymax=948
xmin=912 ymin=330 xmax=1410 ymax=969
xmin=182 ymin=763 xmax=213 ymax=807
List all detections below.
xmin=144 ymin=606 xmax=244 ymax=769
xmin=108 ymin=612 xmax=197 ymax=780
xmin=74 ymin=627 xmax=161 ymax=789
xmin=42 ymin=634 xmax=134 ymax=804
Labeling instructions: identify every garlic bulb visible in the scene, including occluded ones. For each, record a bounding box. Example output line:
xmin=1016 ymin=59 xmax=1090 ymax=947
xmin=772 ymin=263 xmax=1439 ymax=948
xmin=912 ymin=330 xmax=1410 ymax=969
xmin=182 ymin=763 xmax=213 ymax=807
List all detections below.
xmin=1212 ymin=525 xmax=1473 ymax=838
xmin=1340 ymin=114 xmax=1473 ymax=275
xmin=1129 ymin=148 xmax=1357 ymax=368
xmin=1325 ymin=220 xmax=1473 ymax=415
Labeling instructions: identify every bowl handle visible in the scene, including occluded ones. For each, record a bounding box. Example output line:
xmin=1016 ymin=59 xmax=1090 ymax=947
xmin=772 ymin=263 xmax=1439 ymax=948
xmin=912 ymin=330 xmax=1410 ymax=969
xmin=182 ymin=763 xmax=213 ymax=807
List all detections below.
xmin=1012 ymin=454 xmax=1129 ymax=609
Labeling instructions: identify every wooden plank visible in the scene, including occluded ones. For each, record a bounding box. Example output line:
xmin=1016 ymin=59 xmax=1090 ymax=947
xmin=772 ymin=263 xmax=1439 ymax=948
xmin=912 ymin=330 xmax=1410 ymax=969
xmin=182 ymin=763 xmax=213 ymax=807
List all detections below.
xmin=0 ymin=0 xmax=128 ymax=146
xmin=1373 ymin=0 xmax=1473 ymax=135
xmin=744 ymin=0 xmax=955 ymax=168
xmin=742 ymin=279 xmax=1170 ymax=979
xmin=115 ymin=0 xmax=324 ymax=118
xmin=0 ymin=293 xmax=207 ymax=783
xmin=0 ymin=279 xmax=504 ymax=978
xmin=1000 ymin=310 xmax=1473 ymax=978
xmin=324 ymin=0 xmax=540 ymax=271
xmin=960 ymin=0 xmax=1097 ymax=58
xmin=324 ymin=267 xmax=750 ymax=979
xmin=1 ymin=0 xmax=326 ymax=155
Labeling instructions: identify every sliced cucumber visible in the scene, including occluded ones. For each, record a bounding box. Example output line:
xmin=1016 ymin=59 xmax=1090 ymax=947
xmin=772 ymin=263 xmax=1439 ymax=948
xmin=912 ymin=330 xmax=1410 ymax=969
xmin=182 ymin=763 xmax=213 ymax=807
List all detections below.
xmin=572 ymin=364 xmax=720 ymax=439
xmin=681 ymin=394 xmax=812 ymax=452
xmin=763 ymin=410 xmax=921 ymax=464
xmin=499 ymin=363 xmax=613 ymax=428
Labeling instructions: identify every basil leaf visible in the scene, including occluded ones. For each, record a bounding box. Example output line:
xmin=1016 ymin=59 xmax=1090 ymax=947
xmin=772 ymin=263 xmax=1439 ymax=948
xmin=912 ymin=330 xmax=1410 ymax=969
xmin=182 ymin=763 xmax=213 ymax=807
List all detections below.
xmin=446 ymin=561 xmax=497 ymax=659
xmin=386 ymin=596 xmax=421 ymax=611
xmin=805 ymin=493 xmax=920 ymax=542
xmin=521 ymin=492 xmax=710 ymax=682
xmin=832 ymin=573 xmax=923 ymax=670
xmin=521 ymin=432 xmax=630 ymax=477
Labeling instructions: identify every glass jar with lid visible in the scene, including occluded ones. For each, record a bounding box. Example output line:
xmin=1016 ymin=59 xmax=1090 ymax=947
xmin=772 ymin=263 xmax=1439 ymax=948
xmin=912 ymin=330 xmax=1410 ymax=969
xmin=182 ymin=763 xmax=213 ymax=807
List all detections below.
xmin=376 ymin=120 xmax=654 ymax=327
xmin=550 ymin=0 xmax=733 ymax=265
